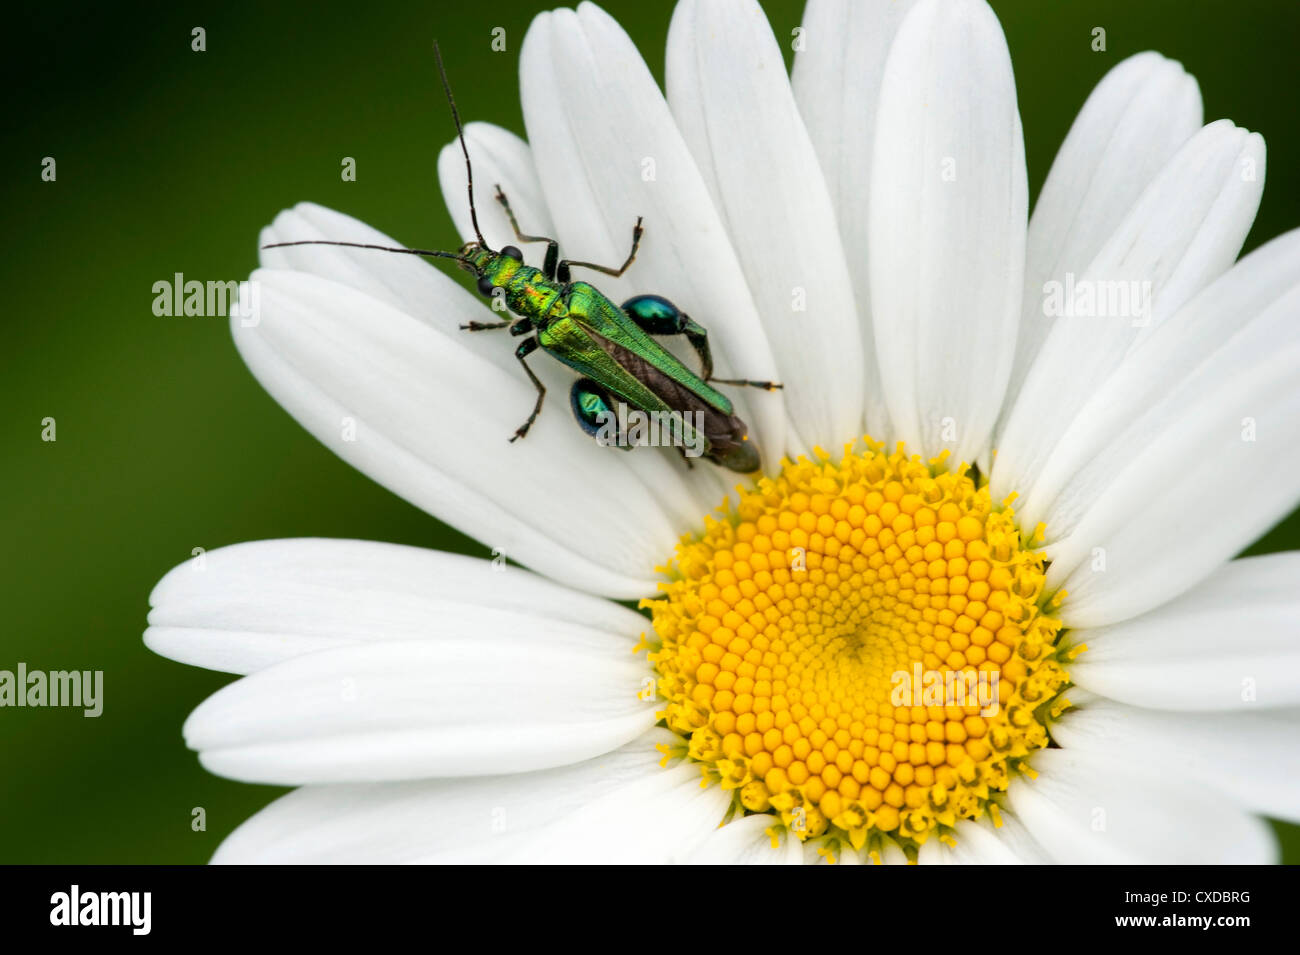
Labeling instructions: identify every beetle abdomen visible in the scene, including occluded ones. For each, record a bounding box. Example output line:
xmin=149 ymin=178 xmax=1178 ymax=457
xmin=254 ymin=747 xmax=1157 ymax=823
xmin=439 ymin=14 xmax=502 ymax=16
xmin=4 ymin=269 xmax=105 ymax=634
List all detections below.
xmin=598 ymin=339 xmax=758 ymax=472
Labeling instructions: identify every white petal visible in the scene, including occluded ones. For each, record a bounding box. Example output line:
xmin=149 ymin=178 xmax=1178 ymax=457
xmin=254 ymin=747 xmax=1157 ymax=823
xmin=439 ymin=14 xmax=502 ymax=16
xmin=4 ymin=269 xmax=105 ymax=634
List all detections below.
xmin=961 ymin=810 xmax=1050 ymax=862
xmin=436 ymin=122 xmax=554 ymax=254
xmin=801 ymin=835 xmax=866 ymax=865
xmin=211 ymin=728 xmax=678 ymax=863
xmin=258 ymin=203 xmax=516 ymax=376
xmin=234 ymin=267 xmax=691 ymax=599
xmin=667 ymin=0 xmax=864 ymax=454
xmin=145 ymin=538 xmax=649 ymax=675
xmin=872 ymin=837 xmax=909 ymax=865
xmin=519 ymin=2 xmax=786 ymax=468
xmin=914 ymin=840 xmax=946 ymax=864
xmin=1043 ymin=336 xmax=1300 ymax=627
xmin=868 ymin=0 xmax=1027 ymax=465
xmin=1019 ymin=228 xmax=1300 ymax=536
xmin=1064 ymin=552 xmax=1300 ymax=708
xmin=917 ymin=814 xmax=1049 ymax=864
xmin=1008 ymin=749 xmax=1276 ymax=863
xmin=792 ymin=0 xmax=916 ymax=439
xmin=1052 ymin=693 xmax=1300 ymax=823
xmin=686 ymin=814 xmax=803 ymax=864
xmin=1002 ymin=52 xmax=1201 ymax=421
xmin=505 ymin=761 xmax=730 ymax=863
xmin=183 ymin=637 xmax=656 ymax=784
xmin=993 ymin=120 xmax=1265 ymax=505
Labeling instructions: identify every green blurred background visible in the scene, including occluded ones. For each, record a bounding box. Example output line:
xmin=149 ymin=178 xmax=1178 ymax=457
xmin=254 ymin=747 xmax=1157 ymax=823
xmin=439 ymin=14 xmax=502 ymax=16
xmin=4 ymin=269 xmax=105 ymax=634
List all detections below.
xmin=4 ymin=0 xmax=1298 ymax=863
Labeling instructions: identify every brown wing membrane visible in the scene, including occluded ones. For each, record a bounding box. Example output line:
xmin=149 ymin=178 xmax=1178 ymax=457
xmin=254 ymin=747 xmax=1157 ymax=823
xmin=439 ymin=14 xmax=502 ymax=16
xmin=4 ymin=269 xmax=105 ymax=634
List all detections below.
xmin=597 ymin=338 xmax=755 ymax=466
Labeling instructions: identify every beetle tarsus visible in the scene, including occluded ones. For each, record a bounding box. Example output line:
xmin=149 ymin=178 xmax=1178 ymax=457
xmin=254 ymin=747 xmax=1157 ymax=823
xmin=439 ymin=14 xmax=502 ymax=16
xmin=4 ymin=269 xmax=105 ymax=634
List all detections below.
xmin=558 ymin=215 xmax=644 ymax=281
xmin=709 ymin=376 xmax=783 ymax=391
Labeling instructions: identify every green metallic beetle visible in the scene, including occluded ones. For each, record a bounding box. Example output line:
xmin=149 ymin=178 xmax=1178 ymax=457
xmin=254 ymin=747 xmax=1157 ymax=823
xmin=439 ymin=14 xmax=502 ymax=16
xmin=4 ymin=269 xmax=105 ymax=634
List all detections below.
xmin=265 ymin=44 xmax=778 ymax=473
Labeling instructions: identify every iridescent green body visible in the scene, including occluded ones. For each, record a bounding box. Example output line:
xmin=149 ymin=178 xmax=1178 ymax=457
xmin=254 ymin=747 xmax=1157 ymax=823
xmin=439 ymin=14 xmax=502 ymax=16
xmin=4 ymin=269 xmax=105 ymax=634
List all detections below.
xmin=457 ymin=225 xmax=771 ymax=473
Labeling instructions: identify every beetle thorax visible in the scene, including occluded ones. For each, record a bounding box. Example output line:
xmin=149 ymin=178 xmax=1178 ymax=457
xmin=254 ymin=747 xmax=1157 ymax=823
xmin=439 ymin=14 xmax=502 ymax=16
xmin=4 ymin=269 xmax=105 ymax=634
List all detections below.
xmin=500 ymin=265 xmax=562 ymax=320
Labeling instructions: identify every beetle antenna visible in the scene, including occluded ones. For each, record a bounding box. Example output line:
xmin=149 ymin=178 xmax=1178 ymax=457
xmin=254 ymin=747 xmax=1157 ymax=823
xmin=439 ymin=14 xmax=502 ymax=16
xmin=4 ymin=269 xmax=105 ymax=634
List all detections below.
xmin=433 ymin=41 xmax=488 ymax=250
xmin=260 ymin=239 xmax=475 ymax=268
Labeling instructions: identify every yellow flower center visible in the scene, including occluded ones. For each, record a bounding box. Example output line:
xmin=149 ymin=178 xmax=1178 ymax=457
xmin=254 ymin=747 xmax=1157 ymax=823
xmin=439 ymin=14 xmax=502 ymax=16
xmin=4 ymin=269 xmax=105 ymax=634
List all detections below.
xmin=643 ymin=439 xmax=1073 ymax=859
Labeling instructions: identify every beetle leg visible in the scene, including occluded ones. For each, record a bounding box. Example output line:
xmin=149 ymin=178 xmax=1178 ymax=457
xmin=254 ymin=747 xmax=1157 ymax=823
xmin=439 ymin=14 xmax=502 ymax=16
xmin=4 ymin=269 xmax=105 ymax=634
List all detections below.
xmin=675 ymin=319 xmax=717 ymax=381
xmin=460 ymin=320 xmax=511 ymax=331
xmin=495 ymin=185 xmax=560 ymax=280
xmin=557 ymin=217 xmax=643 ymax=283
xmin=509 ymin=337 xmax=546 ymax=442
xmin=621 ymin=294 xmax=780 ymax=390
xmin=708 ymin=376 xmax=784 ymax=391
xmin=621 ymin=294 xmax=714 ymax=376
xmin=569 ymin=378 xmax=631 ymax=450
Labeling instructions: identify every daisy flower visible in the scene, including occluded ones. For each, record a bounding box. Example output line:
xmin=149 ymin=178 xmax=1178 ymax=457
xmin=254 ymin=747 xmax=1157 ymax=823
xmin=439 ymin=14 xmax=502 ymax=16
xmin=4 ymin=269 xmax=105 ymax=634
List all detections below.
xmin=145 ymin=0 xmax=1300 ymax=864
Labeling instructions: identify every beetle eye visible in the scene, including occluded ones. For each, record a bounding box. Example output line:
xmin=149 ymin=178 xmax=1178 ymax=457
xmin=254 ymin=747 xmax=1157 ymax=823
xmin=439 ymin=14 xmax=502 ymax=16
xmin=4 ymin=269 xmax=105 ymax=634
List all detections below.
xmin=501 ymin=245 xmax=523 ymax=261
xmin=476 ymin=274 xmax=496 ymax=297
